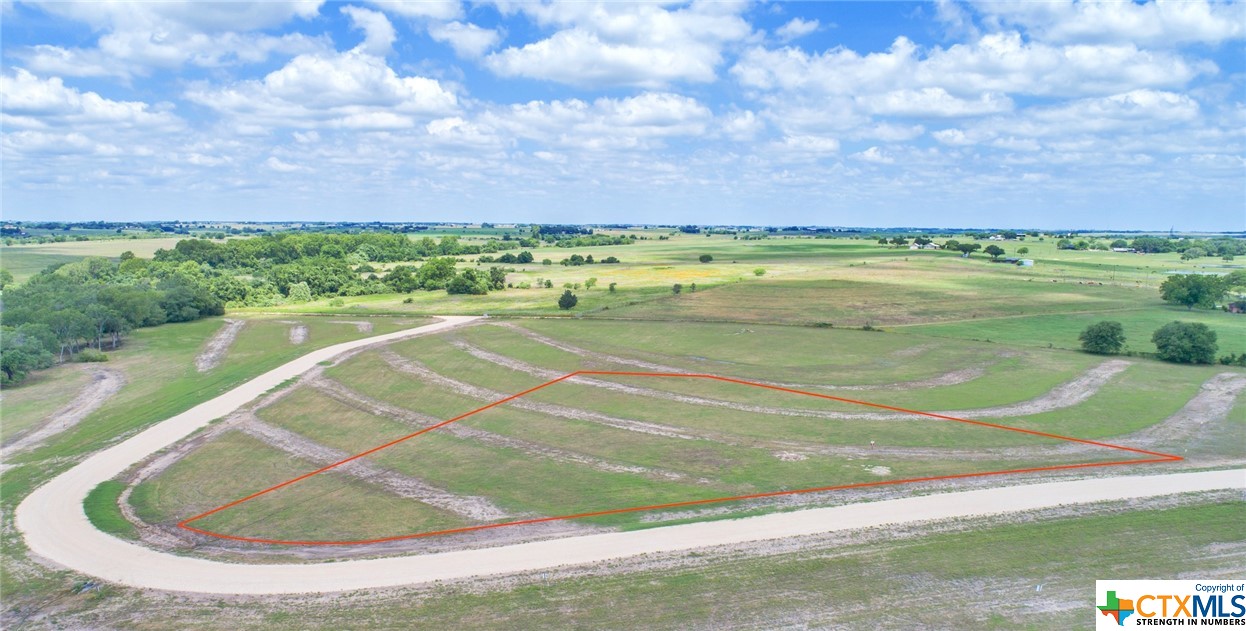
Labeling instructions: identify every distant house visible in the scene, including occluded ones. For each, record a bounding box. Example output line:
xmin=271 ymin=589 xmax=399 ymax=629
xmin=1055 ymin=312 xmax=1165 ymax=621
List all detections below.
xmin=1017 ymin=259 xmax=1035 ymax=267
xmin=1111 ymin=247 xmax=1136 ymax=253
xmin=988 ymin=234 xmax=1005 ymax=241
xmin=908 ymin=243 xmax=941 ymax=250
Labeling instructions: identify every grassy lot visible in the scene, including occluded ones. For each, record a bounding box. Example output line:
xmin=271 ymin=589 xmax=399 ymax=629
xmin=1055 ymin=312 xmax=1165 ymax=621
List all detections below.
xmin=0 ymin=363 xmax=94 ymax=442
xmin=148 ymin=325 xmax=1216 ymax=542
xmin=62 ymin=498 xmax=1245 ymax=629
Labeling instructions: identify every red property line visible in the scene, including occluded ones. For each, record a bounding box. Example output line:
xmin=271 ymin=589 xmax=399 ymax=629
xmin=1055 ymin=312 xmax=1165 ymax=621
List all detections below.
xmin=178 ymin=371 xmax=1182 ymax=546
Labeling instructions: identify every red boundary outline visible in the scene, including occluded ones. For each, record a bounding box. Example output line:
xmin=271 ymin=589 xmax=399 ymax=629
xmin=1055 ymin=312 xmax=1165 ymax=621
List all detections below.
xmin=178 ymin=371 xmax=1181 ymax=545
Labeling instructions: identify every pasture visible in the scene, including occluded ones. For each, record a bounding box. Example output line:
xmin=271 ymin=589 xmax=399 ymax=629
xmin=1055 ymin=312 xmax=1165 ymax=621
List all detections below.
xmin=126 ymin=318 xmax=1238 ymax=547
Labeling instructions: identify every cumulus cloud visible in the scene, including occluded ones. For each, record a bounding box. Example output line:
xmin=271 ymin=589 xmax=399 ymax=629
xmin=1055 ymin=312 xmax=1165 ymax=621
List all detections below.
xmin=366 ymin=0 xmax=460 ymax=20
xmin=481 ymin=92 xmax=713 ymax=150
xmin=15 ymin=1 xmax=327 ymax=78
xmin=851 ymin=146 xmax=894 ymax=164
xmin=775 ymin=18 xmax=819 ymax=42
xmin=484 ymin=2 xmax=752 ymax=87
xmin=1 ymin=68 xmax=181 ymax=130
xmin=974 ymin=0 xmax=1246 ymax=46
xmin=428 ymin=21 xmax=502 ymax=59
xmin=185 ymin=50 xmax=458 ymax=129
xmin=736 ymin=33 xmax=1212 ymax=99
xmin=341 ymin=5 xmax=396 ymax=56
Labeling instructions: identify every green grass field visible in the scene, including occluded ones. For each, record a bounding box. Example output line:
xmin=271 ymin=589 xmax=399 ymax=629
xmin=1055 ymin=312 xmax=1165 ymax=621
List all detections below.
xmin=129 ymin=314 xmax=1238 ymax=543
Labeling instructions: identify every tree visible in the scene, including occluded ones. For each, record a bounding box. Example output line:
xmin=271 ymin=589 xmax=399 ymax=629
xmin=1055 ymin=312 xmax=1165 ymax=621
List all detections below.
xmin=753 ymin=268 xmax=766 ymax=276
xmin=383 ymin=265 xmax=420 ymax=293
xmin=544 ymin=279 xmax=553 ymax=288
xmin=1159 ymin=274 xmax=1224 ymax=310
xmin=699 ymin=254 xmax=713 ymax=263
xmin=1152 ymin=321 xmax=1217 ymax=364
xmin=1110 ymin=239 xmax=1128 ymax=249
xmin=1079 ymin=321 xmax=1126 ymax=354
xmin=983 ymin=244 xmax=1006 ymax=259
xmin=942 ymin=239 xmax=960 ymax=251
xmin=1016 ymin=247 xmax=1029 ymax=255
xmin=416 ymin=257 xmax=458 ymax=290
xmin=516 ymin=250 xmax=534 ymax=264
xmin=956 ymin=243 xmax=982 ymax=257
xmin=584 ymin=277 xmax=598 ymax=289
xmin=446 ymin=269 xmax=489 ymax=295
xmin=672 ymin=283 xmax=682 ymax=294
xmin=558 ymin=290 xmax=578 ymax=310
xmin=0 ymin=268 xmax=13 ymax=290
xmin=608 ymin=282 xmax=617 ymax=292
xmin=287 ymin=281 xmax=313 ymax=303
xmin=487 ymin=266 xmax=507 ymax=291
xmin=1181 ymin=247 xmax=1207 ymax=261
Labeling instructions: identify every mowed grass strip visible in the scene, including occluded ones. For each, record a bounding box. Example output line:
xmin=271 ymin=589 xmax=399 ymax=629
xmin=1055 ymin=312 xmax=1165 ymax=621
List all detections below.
xmin=259 ymin=385 xmax=718 ymax=527
xmin=376 ymin=341 xmax=1064 ymax=448
xmin=515 ymin=318 xmax=997 ymax=383
xmin=390 ymin=330 xmax=1087 ymax=419
xmin=132 ymin=428 xmax=470 ymax=542
xmin=453 ymin=322 xmax=1082 ymax=411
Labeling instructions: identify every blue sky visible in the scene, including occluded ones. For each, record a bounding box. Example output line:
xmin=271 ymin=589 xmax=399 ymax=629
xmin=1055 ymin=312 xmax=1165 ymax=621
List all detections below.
xmin=2 ymin=1 xmax=1243 ymax=230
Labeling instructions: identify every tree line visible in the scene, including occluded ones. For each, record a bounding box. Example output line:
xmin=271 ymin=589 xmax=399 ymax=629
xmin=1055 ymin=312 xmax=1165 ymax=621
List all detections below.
xmin=1 ymin=256 xmax=223 ymax=384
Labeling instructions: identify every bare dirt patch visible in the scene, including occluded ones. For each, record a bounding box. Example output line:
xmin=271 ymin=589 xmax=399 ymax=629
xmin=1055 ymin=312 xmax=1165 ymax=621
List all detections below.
xmin=331 ymin=320 xmax=374 ymax=333
xmin=1 ymin=366 xmax=126 ymax=458
xmin=195 ymin=319 xmax=245 ymax=372
xmin=287 ymin=324 xmax=309 ymax=345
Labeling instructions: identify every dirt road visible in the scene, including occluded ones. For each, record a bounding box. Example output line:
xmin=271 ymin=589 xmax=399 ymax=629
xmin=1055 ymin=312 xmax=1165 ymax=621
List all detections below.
xmin=15 ymin=316 xmax=1243 ymax=595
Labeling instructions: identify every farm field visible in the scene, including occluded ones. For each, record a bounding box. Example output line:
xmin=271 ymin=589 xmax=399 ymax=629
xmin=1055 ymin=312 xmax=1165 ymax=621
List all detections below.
xmin=122 ymin=317 xmax=1241 ymax=549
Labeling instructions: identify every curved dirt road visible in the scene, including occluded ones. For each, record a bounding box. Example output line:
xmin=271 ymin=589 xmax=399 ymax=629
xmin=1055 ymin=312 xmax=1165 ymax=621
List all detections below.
xmin=16 ymin=317 xmax=1244 ymax=595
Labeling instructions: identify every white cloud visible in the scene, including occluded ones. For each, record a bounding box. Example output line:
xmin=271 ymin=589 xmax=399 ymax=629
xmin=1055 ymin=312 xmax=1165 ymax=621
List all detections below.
xmin=975 ymin=0 xmax=1246 ymax=46
xmin=733 ymin=33 xmax=1210 ymax=98
xmin=482 ymin=92 xmax=712 ymax=150
xmin=851 ymin=146 xmax=894 ymax=164
xmin=17 ymin=1 xmax=327 ymax=77
xmin=484 ymin=2 xmax=752 ymax=87
xmin=366 ymin=0 xmax=460 ymax=20
xmin=341 ymin=5 xmax=396 ymax=56
xmin=775 ymin=18 xmax=818 ymax=42
xmin=265 ymin=156 xmax=310 ymax=172
xmin=721 ymin=109 xmax=764 ymax=140
xmin=186 ymin=49 xmax=458 ymax=129
xmin=428 ymin=21 xmax=502 ymax=59
xmin=1 ymin=68 xmax=181 ymax=130
xmin=861 ymin=87 xmax=1013 ymax=117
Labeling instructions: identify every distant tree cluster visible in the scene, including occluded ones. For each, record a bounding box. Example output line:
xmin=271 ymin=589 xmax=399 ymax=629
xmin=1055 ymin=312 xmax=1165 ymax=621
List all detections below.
xmin=2 ymin=257 xmax=224 ymax=384
xmin=559 ymin=254 xmax=620 ymax=266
